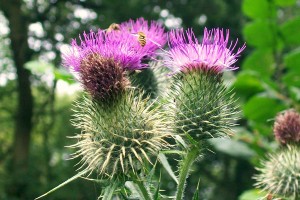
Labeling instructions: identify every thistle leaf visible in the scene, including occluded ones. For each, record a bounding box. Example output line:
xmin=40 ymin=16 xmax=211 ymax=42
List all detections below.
xmin=158 ymin=153 xmax=178 ymax=184
xmin=35 ymin=169 xmax=88 ymax=199
xmin=192 ymin=178 xmax=201 ymax=200
xmin=102 ymin=182 xmax=118 ymax=200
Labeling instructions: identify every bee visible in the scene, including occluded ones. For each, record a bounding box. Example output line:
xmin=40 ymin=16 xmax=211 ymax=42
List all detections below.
xmin=106 ymin=23 xmax=120 ymax=32
xmin=137 ymin=31 xmax=146 ymax=47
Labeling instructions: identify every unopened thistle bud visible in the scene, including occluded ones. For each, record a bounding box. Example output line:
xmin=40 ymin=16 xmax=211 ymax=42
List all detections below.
xmin=163 ymin=28 xmax=245 ymax=142
xmin=254 ymin=145 xmax=300 ymax=199
xmin=130 ymin=61 xmax=171 ymax=99
xmin=70 ymin=90 xmax=172 ymax=179
xmin=274 ymin=109 xmax=300 ymax=145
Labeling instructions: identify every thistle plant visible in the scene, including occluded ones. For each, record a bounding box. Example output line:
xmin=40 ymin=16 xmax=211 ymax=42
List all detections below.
xmin=164 ymin=28 xmax=245 ymax=141
xmin=46 ymin=18 xmax=171 ymax=199
xmin=37 ymin=18 xmax=246 ymax=200
xmin=163 ymin=28 xmax=245 ymax=200
xmin=254 ymin=109 xmax=300 ymax=200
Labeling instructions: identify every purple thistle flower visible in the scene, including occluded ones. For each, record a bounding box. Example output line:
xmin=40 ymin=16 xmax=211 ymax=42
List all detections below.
xmin=120 ymin=17 xmax=167 ymax=56
xmin=62 ymin=29 xmax=146 ymax=72
xmin=274 ymin=109 xmax=300 ymax=144
xmin=163 ymin=28 xmax=246 ymax=73
xmin=62 ymin=29 xmax=148 ymax=102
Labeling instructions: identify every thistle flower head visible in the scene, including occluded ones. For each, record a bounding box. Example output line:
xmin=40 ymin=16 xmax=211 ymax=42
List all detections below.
xmin=120 ymin=17 xmax=167 ymax=55
xmin=62 ymin=29 xmax=149 ymax=101
xmin=63 ymin=29 xmax=146 ymax=72
xmin=163 ymin=28 xmax=246 ymax=73
xmin=70 ymin=90 xmax=172 ymax=179
xmin=79 ymin=54 xmax=129 ymax=102
xmin=254 ymin=145 xmax=300 ymax=199
xmin=274 ymin=109 xmax=300 ymax=145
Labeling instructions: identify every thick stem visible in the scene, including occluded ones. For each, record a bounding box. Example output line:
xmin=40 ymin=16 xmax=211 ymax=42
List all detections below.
xmin=176 ymin=146 xmax=200 ymax=200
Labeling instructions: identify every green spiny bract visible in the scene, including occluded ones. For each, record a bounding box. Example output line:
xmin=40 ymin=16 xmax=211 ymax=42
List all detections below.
xmin=130 ymin=61 xmax=171 ymax=99
xmin=69 ymin=89 xmax=172 ymax=180
xmin=169 ymin=69 xmax=238 ymax=142
xmin=254 ymin=145 xmax=300 ymax=199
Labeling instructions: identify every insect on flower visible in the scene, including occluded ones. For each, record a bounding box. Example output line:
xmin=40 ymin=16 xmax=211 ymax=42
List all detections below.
xmin=137 ymin=31 xmax=146 ymax=47
xmin=106 ymin=23 xmax=120 ymax=32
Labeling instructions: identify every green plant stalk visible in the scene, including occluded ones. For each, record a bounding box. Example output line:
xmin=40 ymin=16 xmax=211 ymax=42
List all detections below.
xmin=176 ymin=146 xmax=199 ymax=200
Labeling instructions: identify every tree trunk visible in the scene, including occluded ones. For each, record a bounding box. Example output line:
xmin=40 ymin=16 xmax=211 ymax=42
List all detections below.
xmin=1 ymin=0 xmax=33 ymax=198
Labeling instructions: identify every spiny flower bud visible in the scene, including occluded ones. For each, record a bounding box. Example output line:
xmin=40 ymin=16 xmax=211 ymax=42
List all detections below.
xmin=274 ymin=109 xmax=300 ymax=145
xmin=254 ymin=145 xmax=300 ymax=199
xmin=168 ymin=69 xmax=238 ymax=141
xmin=130 ymin=61 xmax=171 ymax=99
xmin=69 ymin=90 xmax=172 ymax=179
xmin=79 ymin=53 xmax=129 ymax=103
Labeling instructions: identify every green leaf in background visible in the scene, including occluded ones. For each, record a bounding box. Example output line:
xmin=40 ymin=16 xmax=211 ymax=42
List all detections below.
xmin=243 ymin=21 xmax=277 ymax=48
xmin=233 ymin=71 xmax=264 ymax=100
xmin=242 ymin=49 xmax=275 ymax=76
xmin=242 ymin=0 xmax=275 ymax=19
xmin=274 ymin=0 xmax=296 ymax=6
xmin=209 ymin=138 xmax=255 ymax=160
xmin=243 ymin=96 xmax=286 ymax=122
xmin=281 ymin=17 xmax=300 ymax=46
xmin=54 ymin=69 xmax=76 ymax=84
xmin=282 ymin=71 xmax=300 ymax=87
xmin=239 ymin=189 xmax=268 ymax=200
xmin=25 ymin=60 xmax=76 ymax=84
xmin=289 ymin=86 xmax=300 ymax=102
xmin=283 ymin=48 xmax=300 ymax=72
xmin=25 ymin=60 xmax=55 ymax=74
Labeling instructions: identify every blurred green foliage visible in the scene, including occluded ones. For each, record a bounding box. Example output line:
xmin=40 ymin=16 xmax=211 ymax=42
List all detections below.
xmin=0 ymin=0 xmax=299 ymax=199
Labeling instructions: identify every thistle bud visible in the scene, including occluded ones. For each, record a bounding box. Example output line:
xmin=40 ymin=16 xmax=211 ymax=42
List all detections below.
xmin=254 ymin=145 xmax=300 ymax=199
xmin=274 ymin=109 xmax=300 ymax=145
xmin=70 ymin=90 xmax=172 ymax=179
xmin=169 ymin=70 xmax=238 ymax=141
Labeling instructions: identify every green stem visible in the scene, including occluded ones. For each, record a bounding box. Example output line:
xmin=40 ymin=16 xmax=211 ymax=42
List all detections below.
xmin=132 ymin=175 xmax=152 ymax=200
xmin=176 ymin=146 xmax=200 ymax=200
